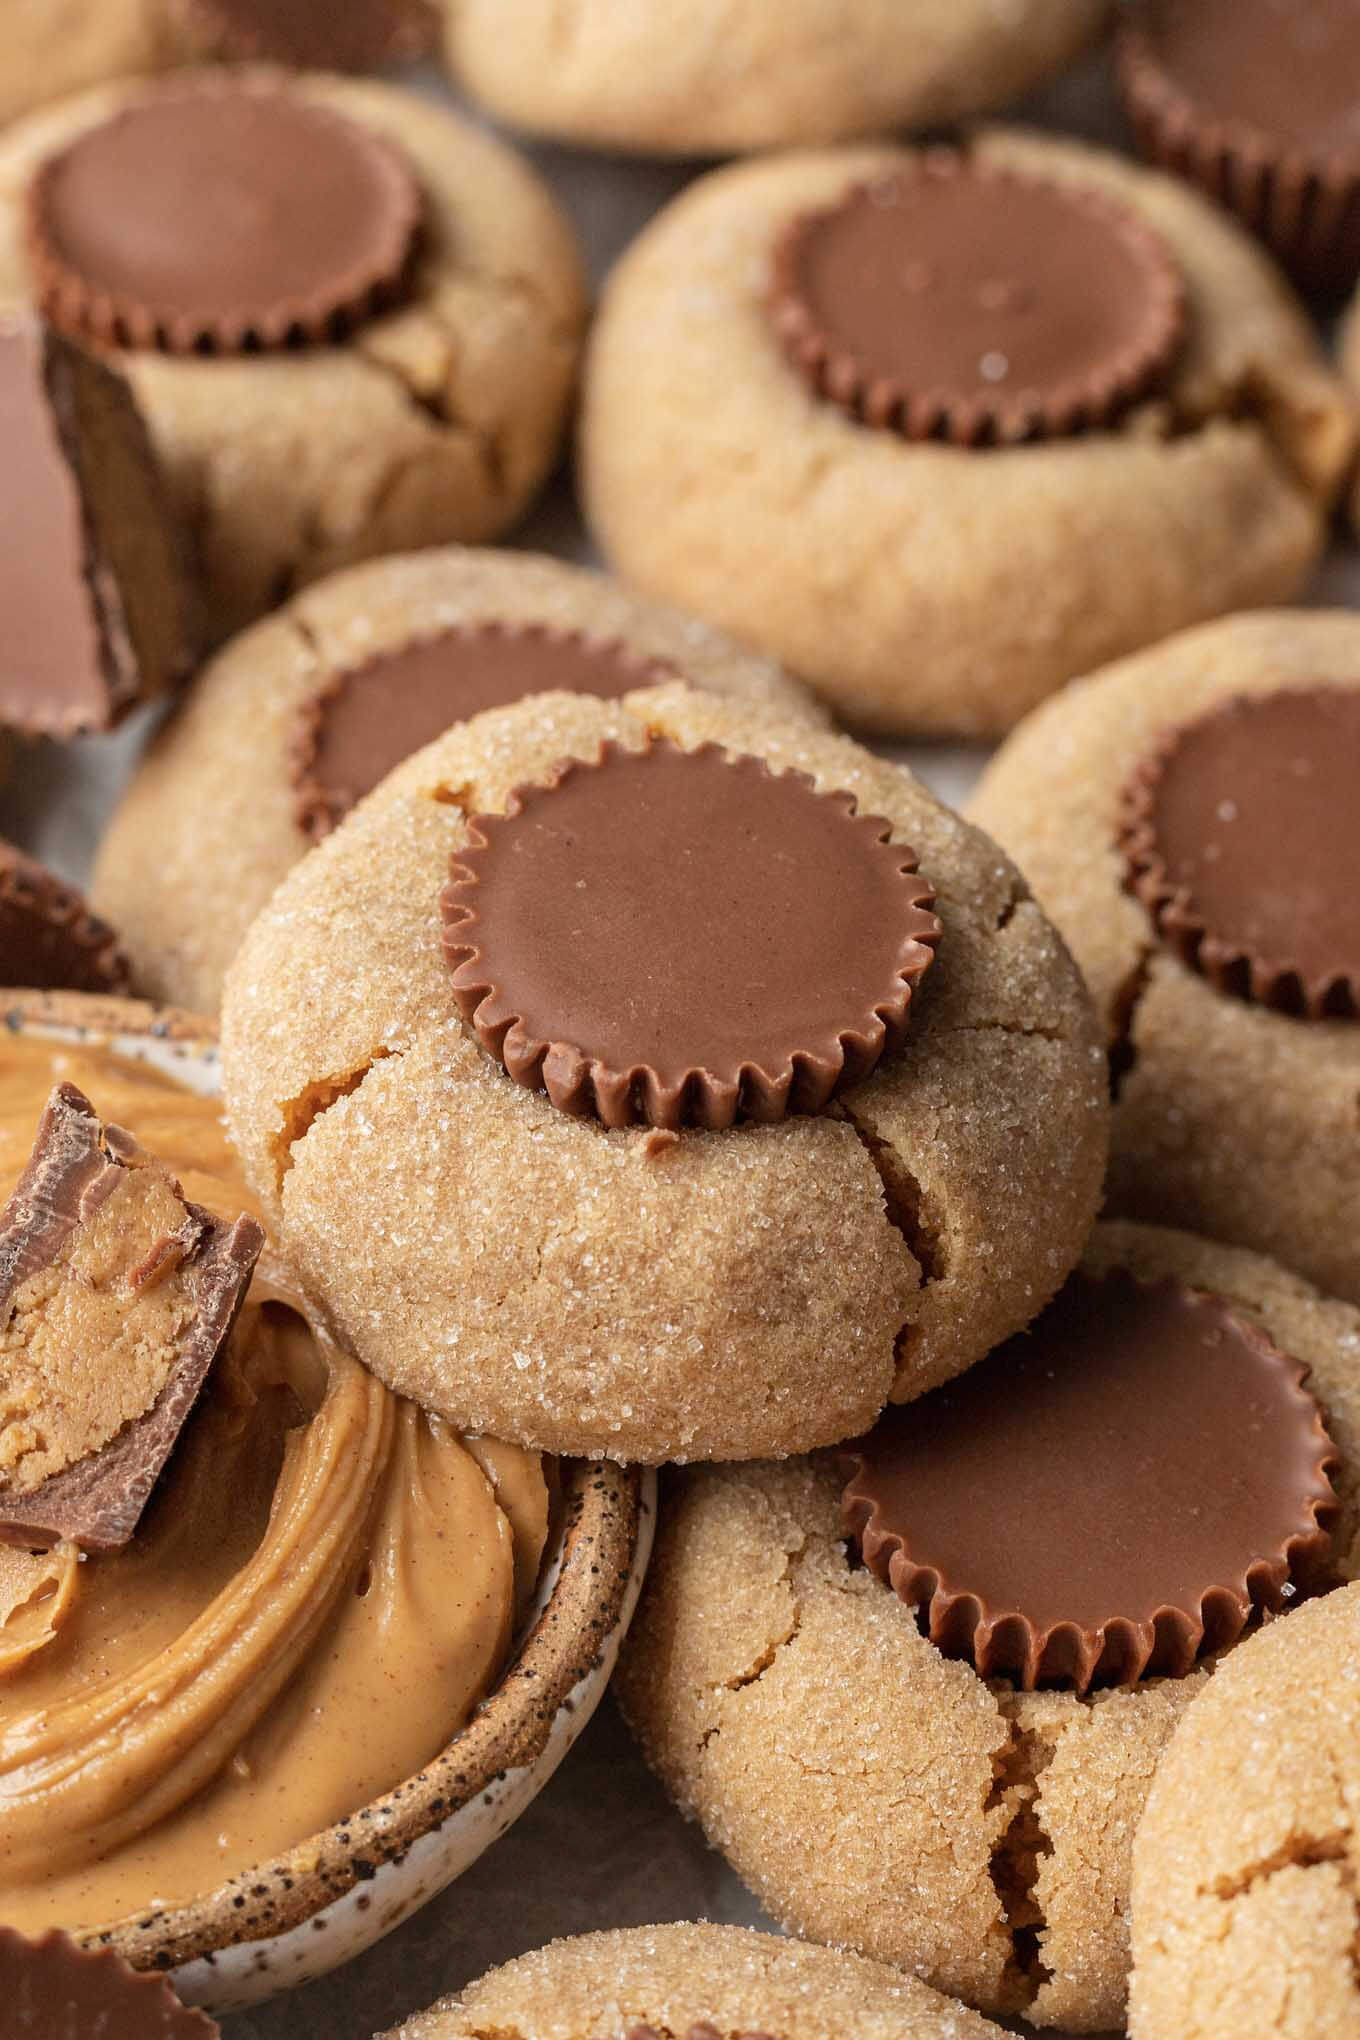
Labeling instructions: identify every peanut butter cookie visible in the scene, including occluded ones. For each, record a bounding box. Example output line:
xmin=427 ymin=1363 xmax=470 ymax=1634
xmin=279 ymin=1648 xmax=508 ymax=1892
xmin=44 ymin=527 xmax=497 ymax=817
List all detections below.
xmin=972 ymin=608 xmax=1360 ymax=1308
xmin=1130 ymin=1581 xmax=1360 ymax=2040
xmin=92 ymin=547 xmax=819 ymax=1016
xmin=446 ymin=0 xmax=1108 ymax=157
xmin=617 ymin=1220 xmax=1360 ymax=2032
xmin=582 ymin=130 xmax=1353 ymax=739
xmin=382 ymin=1922 xmax=1004 ymax=2039
xmin=220 ymin=683 xmax=1105 ymax=1463
xmin=1343 ymin=284 xmax=1360 ymax=530
xmin=0 ymin=72 xmax=586 ymax=643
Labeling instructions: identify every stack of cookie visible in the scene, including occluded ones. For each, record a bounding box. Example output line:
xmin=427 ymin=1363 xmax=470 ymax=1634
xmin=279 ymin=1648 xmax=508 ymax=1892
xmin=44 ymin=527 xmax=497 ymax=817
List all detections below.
xmin=0 ymin=5 xmax=1358 ymax=2040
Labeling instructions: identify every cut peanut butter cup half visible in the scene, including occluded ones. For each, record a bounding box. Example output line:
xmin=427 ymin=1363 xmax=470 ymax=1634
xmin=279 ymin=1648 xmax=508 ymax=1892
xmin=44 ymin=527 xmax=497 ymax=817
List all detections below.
xmin=27 ymin=77 xmax=421 ymax=353
xmin=769 ymin=151 xmax=1185 ymax=445
xmin=0 ymin=1082 xmax=263 ymax=1552
xmin=291 ymin=623 xmax=678 ymax=840
xmin=1119 ymin=0 xmax=1360 ymax=302
xmin=841 ymin=1268 xmax=1339 ymax=1694
xmin=442 ymin=738 xmax=941 ymax=1131
xmin=1120 ymin=686 xmax=1360 ymax=1019
xmin=0 ymin=1927 xmax=217 ymax=2036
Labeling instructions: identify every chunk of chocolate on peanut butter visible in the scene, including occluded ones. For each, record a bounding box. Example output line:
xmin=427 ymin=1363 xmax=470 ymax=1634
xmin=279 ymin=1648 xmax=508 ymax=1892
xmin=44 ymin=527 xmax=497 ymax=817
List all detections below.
xmin=0 ymin=1082 xmax=263 ymax=1552
xmin=0 ymin=315 xmax=194 ymax=736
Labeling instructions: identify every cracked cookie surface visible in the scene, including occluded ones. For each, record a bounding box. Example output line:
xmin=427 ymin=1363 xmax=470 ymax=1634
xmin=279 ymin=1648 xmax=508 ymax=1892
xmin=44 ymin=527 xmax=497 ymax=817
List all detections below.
xmin=1130 ymin=1580 xmax=1360 ymax=2040
xmin=0 ymin=74 xmax=586 ymax=643
xmin=581 ymin=130 xmax=1353 ymax=739
xmin=220 ymin=682 xmax=1105 ymax=1462
xmin=445 ymin=0 xmax=1107 ymax=157
xmin=615 ymin=1220 xmax=1360 ymax=2028
xmin=91 ymin=547 xmax=819 ymax=1016
xmin=381 ymin=1920 xmax=1003 ymax=2038
xmin=971 ymin=609 xmax=1360 ymax=1308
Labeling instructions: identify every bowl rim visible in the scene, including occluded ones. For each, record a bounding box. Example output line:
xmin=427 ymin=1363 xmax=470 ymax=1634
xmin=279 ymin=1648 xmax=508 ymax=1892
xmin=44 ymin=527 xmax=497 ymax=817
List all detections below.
xmin=2 ymin=989 xmax=645 ymax=1974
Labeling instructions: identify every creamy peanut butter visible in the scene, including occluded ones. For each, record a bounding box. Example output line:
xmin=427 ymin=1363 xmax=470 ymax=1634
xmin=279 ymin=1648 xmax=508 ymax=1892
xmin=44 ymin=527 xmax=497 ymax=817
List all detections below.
xmin=0 ymin=1036 xmax=550 ymax=1933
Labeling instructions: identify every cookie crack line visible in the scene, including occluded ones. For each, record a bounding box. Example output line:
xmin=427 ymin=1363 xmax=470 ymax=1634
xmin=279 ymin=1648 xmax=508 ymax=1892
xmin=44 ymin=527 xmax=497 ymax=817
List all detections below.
xmin=272 ymin=1045 xmax=405 ymax=1192
xmin=832 ymin=1100 xmax=941 ymax=1296
xmin=354 ymin=327 xmax=510 ymax=500
xmin=1206 ymin=1828 xmax=1354 ymax=1902
xmin=1108 ymin=944 xmax=1156 ymax=1101
xmin=985 ymin=1706 xmax=1057 ymax=2014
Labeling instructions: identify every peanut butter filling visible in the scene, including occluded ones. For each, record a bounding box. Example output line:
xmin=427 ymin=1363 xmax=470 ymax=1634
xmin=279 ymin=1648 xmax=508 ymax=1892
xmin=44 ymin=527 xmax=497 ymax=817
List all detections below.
xmin=0 ymin=1036 xmax=549 ymax=1934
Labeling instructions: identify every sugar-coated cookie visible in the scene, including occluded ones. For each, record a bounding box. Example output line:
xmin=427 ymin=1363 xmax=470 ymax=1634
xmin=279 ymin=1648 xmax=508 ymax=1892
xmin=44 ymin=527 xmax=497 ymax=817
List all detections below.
xmin=92 ymin=547 xmax=819 ymax=1016
xmin=446 ymin=0 xmax=1108 ymax=157
xmin=383 ymin=1923 xmax=1004 ymax=2038
xmin=1130 ymin=1582 xmax=1360 ymax=2039
xmin=617 ymin=1220 xmax=1360 ymax=2031
xmin=972 ymin=609 xmax=1360 ymax=1309
xmin=582 ymin=130 xmax=1353 ymax=738
xmin=220 ymin=683 xmax=1105 ymax=1464
xmin=0 ymin=73 xmax=586 ymax=643
xmin=0 ymin=1 xmax=175 ymax=130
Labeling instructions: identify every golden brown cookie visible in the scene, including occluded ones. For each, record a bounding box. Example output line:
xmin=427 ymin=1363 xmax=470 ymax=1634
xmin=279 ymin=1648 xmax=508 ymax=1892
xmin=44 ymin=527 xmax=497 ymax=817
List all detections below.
xmin=220 ymin=683 xmax=1106 ymax=1463
xmin=380 ymin=1922 xmax=1005 ymax=2039
xmin=91 ymin=547 xmax=820 ymax=1016
xmin=446 ymin=0 xmax=1109 ymax=157
xmin=0 ymin=2 xmax=177 ymax=130
xmin=582 ymin=130 xmax=1353 ymax=739
xmin=0 ymin=73 xmax=586 ymax=643
xmin=971 ymin=609 xmax=1360 ymax=1309
xmin=616 ymin=1219 xmax=1360 ymax=2032
xmin=1130 ymin=1581 xmax=1360 ymax=2039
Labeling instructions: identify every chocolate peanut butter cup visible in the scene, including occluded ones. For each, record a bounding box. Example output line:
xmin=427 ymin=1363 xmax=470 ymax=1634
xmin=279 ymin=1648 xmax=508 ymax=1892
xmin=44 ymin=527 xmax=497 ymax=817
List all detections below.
xmin=291 ymin=623 xmax=677 ymax=840
xmin=841 ymin=1268 xmax=1339 ymax=1693
xmin=1119 ymin=0 xmax=1360 ymax=302
xmin=1120 ymin=686 xmax=1360 ymax=1020
xmin=0 ymin=842 xmax=129 ymax=994
xmin=769 ymin=152 xmax=1185 ymax=445
xmin=442 ymin=739 xmax=941 ymax=1131
xmin=0 ymin=1927 xmax=217 ymax=2037
xmin=185 ymin=0 xmax=440 ymax=69
xmin=27 ymin=78 xmax=422 ymax=353
xmin=0 ymin=317 xmax=193 ymax=736
xmin=0 ymin=1082 xmax=264 ymax=1552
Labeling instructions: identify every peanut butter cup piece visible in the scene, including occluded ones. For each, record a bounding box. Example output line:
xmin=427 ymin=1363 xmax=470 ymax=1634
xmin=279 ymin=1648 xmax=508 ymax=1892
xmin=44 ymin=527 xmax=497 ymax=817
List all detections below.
xmin=442 ymin=739 xmax=941 ymax=1131
xmin=1121 ymin=687 xmax=1360 ymax=1019
xmin=0 ymin=1082 xmax=264 ymax=1552
xmin=769 ymin=152 xmax=1185 ymax=444
xmin=0 ymin=1927 xmax=218 ymax=2036
xmin=0 ymin=842 xmax=129 ymax=993
xmin=1119 ymin=0 xmax=1360 ymax=302
xmin=292 ymin=624 xmax=677 ymax=840
xmin=842 ymin=1268 xmax=1339 ymax=1694
xmin=0 ymin=316 xmax=193 ymax=736
xmin=28 ymin=79 xmax=421 ymax=353
xmin=185 ymin=0 xmax=439 ymax=69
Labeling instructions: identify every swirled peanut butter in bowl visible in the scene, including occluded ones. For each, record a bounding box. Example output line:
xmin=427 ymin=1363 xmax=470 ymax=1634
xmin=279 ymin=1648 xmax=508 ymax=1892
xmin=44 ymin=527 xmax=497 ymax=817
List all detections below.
xmin=0 ymin=1026 xmax=551 ymax=1937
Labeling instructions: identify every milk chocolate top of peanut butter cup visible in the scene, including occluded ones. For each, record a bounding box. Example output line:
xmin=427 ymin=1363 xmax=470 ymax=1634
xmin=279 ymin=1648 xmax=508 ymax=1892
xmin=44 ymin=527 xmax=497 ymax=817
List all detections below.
xmin=28 ymin=80 xmax=420 ymax=353
xmin=842 ymin=1269 xmax=1339 ymax=1693
xmin=769 ymin=153 xmax=1184 ymax=444
xmin=292 ymin=625 xmax=676 ymax=839
xmin=1121 ymin=687 xmax=1360 ymax=1018
xmin=1125 ymin=0 xmax=1360 ymax=158
xmin=442 ymin=739 xmax=941 ymax=1131
xmin=0 ymin=1927 xmax=218 ymax=2037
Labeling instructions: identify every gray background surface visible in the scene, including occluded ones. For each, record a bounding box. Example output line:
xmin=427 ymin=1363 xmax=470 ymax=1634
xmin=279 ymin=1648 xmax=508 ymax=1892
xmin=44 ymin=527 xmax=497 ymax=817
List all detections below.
xmin=3 ymin=39 xmax=1356 ymax=2040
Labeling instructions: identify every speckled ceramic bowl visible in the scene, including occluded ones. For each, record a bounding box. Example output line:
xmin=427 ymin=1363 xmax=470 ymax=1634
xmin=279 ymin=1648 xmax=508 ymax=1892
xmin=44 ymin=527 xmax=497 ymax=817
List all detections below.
xmin=2 ymin=990 xmax=655 ymax=2015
